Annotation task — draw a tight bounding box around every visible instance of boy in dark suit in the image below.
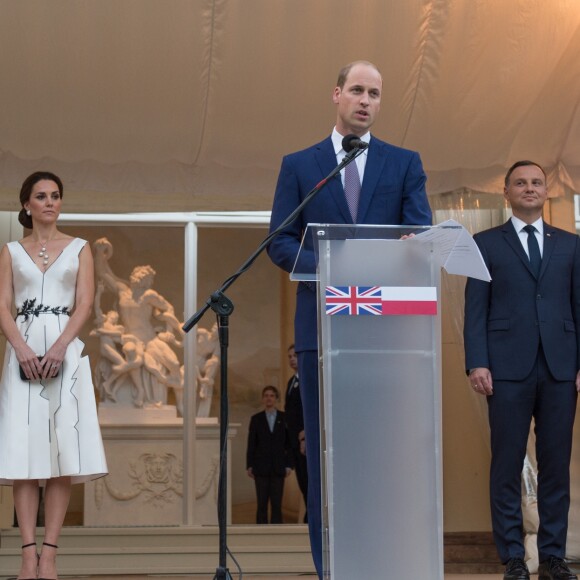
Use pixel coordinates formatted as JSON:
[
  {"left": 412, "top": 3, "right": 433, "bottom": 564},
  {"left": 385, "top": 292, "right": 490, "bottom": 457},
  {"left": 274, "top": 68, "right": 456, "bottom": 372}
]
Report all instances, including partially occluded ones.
[{"left": 246, "top": 385, "right": 292, "bottom": 524}]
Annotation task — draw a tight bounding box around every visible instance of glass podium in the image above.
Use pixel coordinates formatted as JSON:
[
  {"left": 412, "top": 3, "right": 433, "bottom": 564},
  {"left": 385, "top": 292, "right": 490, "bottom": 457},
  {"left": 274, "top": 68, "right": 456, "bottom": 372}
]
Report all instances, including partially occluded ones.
[{"left": 291, "top": 222, "right": 489, "bottom": 579}]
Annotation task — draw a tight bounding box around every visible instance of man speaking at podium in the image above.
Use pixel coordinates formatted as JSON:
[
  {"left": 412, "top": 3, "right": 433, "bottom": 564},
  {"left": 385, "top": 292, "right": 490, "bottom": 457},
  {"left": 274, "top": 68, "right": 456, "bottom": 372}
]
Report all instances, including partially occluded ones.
[{"left": 267, "top": 60, "right": 432, "bottom": 576}]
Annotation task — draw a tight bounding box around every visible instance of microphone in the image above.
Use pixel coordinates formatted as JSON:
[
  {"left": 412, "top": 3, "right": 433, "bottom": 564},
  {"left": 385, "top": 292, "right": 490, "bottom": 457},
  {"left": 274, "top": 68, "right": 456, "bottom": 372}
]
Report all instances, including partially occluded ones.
[{"left": 342, "top": 134, "right": 369, "bottom": 152}]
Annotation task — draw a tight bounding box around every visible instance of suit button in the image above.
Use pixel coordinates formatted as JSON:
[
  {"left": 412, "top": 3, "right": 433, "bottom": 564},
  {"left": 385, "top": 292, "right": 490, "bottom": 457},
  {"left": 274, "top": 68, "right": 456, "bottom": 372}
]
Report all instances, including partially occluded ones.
[{"left": 536, "top": 294, "right": 541, "bottom": 300}]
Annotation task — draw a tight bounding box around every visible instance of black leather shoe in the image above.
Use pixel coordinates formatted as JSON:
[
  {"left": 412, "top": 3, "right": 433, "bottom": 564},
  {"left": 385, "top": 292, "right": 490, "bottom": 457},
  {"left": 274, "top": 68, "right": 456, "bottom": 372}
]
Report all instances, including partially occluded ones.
[
  {"left": 538, "top": 556, "right": 578, "bottom": 579},
  {"left": 504, "top": 557, "right": 530, "bottom": 579}
]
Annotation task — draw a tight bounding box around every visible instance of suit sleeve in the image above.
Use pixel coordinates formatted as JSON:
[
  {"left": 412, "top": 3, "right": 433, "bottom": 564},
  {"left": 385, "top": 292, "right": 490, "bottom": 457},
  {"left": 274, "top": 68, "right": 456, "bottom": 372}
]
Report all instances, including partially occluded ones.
[
  {"left": 267, "top": 155, "right": 316, "bottom": 276},
  {"left": 246, "top": 415, "right": 257, "bottom": 470},
  {"left": 463, "top": 235, "right": 492, "bottom": 373},
  {"left": 400, "top": 151, "right": 432, "bottom": 226},
  {"left": 573, "top": 236, "right": 580, "bottom": 369},
  {"left": 283, "top": 417, "right": 294, "bottom": 470}
]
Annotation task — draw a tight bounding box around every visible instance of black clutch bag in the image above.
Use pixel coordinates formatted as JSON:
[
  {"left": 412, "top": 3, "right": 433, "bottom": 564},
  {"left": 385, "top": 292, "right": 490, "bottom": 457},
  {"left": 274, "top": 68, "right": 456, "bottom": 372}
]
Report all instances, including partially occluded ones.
[{"left": 19, "top": 357, "right": 59, "bottom": 381}]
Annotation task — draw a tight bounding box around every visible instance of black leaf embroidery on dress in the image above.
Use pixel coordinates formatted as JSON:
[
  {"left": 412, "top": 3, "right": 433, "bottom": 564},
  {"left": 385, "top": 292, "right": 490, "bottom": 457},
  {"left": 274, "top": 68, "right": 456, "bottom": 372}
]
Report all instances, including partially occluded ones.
[{"left": 16, "top": 298, "right": 71, "bottom": 322}]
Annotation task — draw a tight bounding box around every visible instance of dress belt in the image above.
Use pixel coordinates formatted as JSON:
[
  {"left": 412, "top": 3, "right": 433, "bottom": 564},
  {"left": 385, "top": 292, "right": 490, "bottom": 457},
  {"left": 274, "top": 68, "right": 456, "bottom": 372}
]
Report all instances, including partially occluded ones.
[{"left": 16, "top": 298, "right": 71, "bottom": 322}]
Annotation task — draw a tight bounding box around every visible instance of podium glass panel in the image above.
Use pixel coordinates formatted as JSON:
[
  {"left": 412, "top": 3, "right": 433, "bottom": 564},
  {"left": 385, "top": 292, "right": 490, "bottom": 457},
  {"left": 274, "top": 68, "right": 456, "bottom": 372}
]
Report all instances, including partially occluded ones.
[
  {"left": 290, "top": 224, "right": 433, "bottom": 281},
  {"left": 313, "top": 225, "right": 445, "bottom": 579}
]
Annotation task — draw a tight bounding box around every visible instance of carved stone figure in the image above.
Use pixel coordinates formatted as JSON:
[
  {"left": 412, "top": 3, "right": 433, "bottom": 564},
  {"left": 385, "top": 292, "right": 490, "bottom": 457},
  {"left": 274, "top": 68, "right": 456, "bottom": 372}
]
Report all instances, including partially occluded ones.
[
  {"left": 195, "top": 323, "right": 220, "bottom": 418},
  {"left": 92, "top": 238, "right": 185, "bottom": 410}
]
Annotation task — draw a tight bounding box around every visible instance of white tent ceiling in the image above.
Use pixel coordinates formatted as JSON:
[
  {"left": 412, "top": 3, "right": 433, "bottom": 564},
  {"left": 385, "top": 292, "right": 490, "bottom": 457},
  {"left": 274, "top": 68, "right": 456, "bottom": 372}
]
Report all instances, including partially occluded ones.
[{"left": 1, "top": 0, "right": 580, "bottom": 213}]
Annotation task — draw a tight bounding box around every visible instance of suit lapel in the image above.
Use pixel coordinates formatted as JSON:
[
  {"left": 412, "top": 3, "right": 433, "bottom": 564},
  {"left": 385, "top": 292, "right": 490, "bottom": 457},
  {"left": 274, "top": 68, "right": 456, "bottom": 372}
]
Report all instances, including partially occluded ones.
[
  {"left": 262, "top": 410, "right": 281, "bottom": 434},
  {"left": 286, "top": 376, "right": 298, "bottom": 399},
  {"left": 358, "top": 138, "right": 386, "bottom": 223},
  {"left": 314, "top": 138, "right": 355, "bottom": 223},
  {"left": 502, "top": 220, "right": 535, "bottom": 276},
  {"left": 502, "top": 219, "right": 555, "bottom": 280},
  {"left": 260, "top": 411, "right": 272, "bottom": 433},
  {"left": 540, "top": 223, "right": 557, "bottom": 279}
]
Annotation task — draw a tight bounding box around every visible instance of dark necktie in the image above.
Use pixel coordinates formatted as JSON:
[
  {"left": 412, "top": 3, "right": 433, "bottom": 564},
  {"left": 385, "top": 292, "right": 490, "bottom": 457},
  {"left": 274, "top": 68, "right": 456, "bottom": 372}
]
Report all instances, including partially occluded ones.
[
  {"left": 344, "top": 160, "right": 361, "bottom": 222},
  {"left": 523, "top": 224, "right": 541, "bottom": 277}
]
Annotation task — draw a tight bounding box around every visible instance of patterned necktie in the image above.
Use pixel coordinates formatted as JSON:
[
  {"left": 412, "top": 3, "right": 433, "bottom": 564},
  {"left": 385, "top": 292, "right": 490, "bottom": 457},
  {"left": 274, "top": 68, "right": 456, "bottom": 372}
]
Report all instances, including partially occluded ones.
[
  {"left": 344, "top": 159, "right": 361, "bottom": 222},
  {"left": 523, "top": 224, "right": 541, "bottom": 276}
]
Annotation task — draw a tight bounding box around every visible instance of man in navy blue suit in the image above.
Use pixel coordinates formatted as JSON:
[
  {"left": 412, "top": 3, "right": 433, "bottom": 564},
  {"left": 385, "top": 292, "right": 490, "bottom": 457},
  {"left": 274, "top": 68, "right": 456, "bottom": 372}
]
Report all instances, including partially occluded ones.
[
  {"left": 464, "top": 161, "right": 580, "bottom": 580},
  {"left": 267, "top": 60, "right": 432, "bottom": 577}
]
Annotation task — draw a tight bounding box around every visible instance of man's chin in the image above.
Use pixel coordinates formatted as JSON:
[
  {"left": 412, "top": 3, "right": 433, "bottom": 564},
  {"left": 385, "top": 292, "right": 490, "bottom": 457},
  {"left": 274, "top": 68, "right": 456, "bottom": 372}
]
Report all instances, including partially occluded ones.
[{"left": 349, "top": 120, "right": 371, "bottom": 134}]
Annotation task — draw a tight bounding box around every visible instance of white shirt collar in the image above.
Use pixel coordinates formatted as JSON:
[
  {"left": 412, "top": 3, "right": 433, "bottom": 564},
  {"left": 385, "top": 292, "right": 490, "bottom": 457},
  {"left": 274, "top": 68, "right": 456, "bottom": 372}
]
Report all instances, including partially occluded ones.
[
  {"left": 331, "top": 127, "right": 371, "bottom": 155},
  {"left": 511, "top": 215, "right": 544, "bottom": 235}
]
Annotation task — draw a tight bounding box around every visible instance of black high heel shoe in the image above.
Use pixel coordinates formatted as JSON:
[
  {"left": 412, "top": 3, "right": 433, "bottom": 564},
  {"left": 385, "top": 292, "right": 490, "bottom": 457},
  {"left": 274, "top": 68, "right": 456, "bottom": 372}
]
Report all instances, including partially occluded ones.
[
  {"left": 37, "top": 542, "right": 58, "bottom": 580},
  {"left": 18, "top": 542, "right": 38, "bottom": 580}
]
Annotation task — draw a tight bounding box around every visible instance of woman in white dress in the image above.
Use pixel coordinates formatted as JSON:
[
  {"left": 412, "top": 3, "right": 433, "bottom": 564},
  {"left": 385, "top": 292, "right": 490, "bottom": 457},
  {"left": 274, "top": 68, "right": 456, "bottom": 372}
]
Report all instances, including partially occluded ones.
[{"left": 0, "top": 172, "right": 107, "bottom": 580}]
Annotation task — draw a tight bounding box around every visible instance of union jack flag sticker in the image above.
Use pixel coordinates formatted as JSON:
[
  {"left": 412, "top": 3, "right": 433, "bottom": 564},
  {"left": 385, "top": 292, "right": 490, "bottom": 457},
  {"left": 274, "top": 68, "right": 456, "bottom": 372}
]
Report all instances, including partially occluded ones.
[{"left": 325, "top": 286, "right": 383, "bottom": 316}]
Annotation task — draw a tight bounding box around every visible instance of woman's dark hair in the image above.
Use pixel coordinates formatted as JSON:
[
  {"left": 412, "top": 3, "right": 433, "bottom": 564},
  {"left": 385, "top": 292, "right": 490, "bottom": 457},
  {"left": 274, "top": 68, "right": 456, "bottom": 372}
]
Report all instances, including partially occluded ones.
[{"left": 18, "top": 171, "right": 64, "bottom": 229}]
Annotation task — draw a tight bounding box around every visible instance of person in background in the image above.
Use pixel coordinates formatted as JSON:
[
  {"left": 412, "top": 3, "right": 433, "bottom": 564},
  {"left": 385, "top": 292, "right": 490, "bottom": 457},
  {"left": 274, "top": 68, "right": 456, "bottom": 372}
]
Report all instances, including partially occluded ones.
[
  {"left": 284, "top": 344, "right": 308, "bottom": 522},
  {"left": 246, "top": 385, "right": 293, "bottom": 524}
]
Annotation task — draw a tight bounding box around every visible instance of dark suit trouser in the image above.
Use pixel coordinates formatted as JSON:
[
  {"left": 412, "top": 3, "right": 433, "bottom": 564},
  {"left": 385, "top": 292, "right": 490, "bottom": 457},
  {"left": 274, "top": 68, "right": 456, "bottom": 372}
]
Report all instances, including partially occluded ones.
[
  {"left": 290, "top": 445, "right": 308, "bottom": 522},
  {"left": 254, "top": 475, "right": 285, "bottom": 524},
  {"left": 488, "top": 346, "right": 577, "bottom": 563},
  {"left": 298, "top": 350, "right": 322, "bottom": 578}
]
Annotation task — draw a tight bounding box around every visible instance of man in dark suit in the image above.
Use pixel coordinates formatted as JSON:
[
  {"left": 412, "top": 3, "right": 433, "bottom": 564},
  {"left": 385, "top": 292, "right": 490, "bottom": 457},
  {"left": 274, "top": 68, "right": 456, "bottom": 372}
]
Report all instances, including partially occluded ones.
[
  {"left": 246, "top": 385, "right": 292, "bottom": 524},
  {"left": 284, "top": 344, "right": 308, "bottom": 522},
  {"left": 267, "top": 60, "right": 432, "bottom": 576},
  {"left": 464, "top": 160, "right": 580, "bottom": 580}
]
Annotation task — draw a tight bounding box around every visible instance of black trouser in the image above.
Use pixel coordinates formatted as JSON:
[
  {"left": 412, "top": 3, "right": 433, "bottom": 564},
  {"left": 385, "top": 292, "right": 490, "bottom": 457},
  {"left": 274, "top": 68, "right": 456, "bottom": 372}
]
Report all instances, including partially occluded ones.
[
  {"left": 254, "top": 475, "right": 285, "bottom": 524},
  {"left": 289, "top": 445, "right": 308, "bottom": 522}
]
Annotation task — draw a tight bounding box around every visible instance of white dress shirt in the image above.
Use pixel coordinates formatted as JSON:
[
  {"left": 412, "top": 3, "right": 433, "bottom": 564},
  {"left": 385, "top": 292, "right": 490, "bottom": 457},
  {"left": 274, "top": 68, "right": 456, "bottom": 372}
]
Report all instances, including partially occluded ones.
[
  {"left": 511, "top": 215, "right": 544, "bottom": 258},
  {"left": 266, "top": 410, "right": 277, "bottom": 432},
  {"left": 331, "top": 127, "right": 370, "bottom": 187}
]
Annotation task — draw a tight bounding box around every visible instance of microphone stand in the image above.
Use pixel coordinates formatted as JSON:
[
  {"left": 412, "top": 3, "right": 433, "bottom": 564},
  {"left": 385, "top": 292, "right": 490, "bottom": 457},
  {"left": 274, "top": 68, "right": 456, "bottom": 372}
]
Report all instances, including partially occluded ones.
[{"left": 182, "top": 145, "right": 365, "bottom": 580}]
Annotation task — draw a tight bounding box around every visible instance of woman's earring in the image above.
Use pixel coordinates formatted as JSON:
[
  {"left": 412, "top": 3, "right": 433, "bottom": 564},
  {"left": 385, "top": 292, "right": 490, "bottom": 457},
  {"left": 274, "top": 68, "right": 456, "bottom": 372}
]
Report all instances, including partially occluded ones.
[{"left": 26, "top": 209, "right": 31, "bottom": 216}]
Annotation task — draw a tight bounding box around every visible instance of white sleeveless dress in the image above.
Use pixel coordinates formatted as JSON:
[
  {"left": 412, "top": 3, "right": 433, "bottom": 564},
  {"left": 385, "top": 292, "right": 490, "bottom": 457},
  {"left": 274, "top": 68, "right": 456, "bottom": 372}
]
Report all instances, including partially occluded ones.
[{"left": 0, "top": 237, "right": 107, "bottom": 484}]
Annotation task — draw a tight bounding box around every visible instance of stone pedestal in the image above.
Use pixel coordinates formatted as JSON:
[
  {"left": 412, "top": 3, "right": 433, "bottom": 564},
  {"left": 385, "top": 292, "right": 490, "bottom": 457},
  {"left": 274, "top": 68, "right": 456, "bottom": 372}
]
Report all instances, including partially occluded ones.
[{"left": 84, "top": 416, "right": 238, "bottom": 526}]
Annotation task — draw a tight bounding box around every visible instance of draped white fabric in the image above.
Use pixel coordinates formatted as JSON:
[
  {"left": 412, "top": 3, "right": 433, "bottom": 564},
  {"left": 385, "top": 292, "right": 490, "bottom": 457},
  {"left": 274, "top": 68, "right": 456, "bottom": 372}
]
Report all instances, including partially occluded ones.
[
  {"left": 4, "top": 0, "right": 580, "bottom": 562},
  {"left": 1, "top": 0, "right": 580, "bottom": 212}
]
